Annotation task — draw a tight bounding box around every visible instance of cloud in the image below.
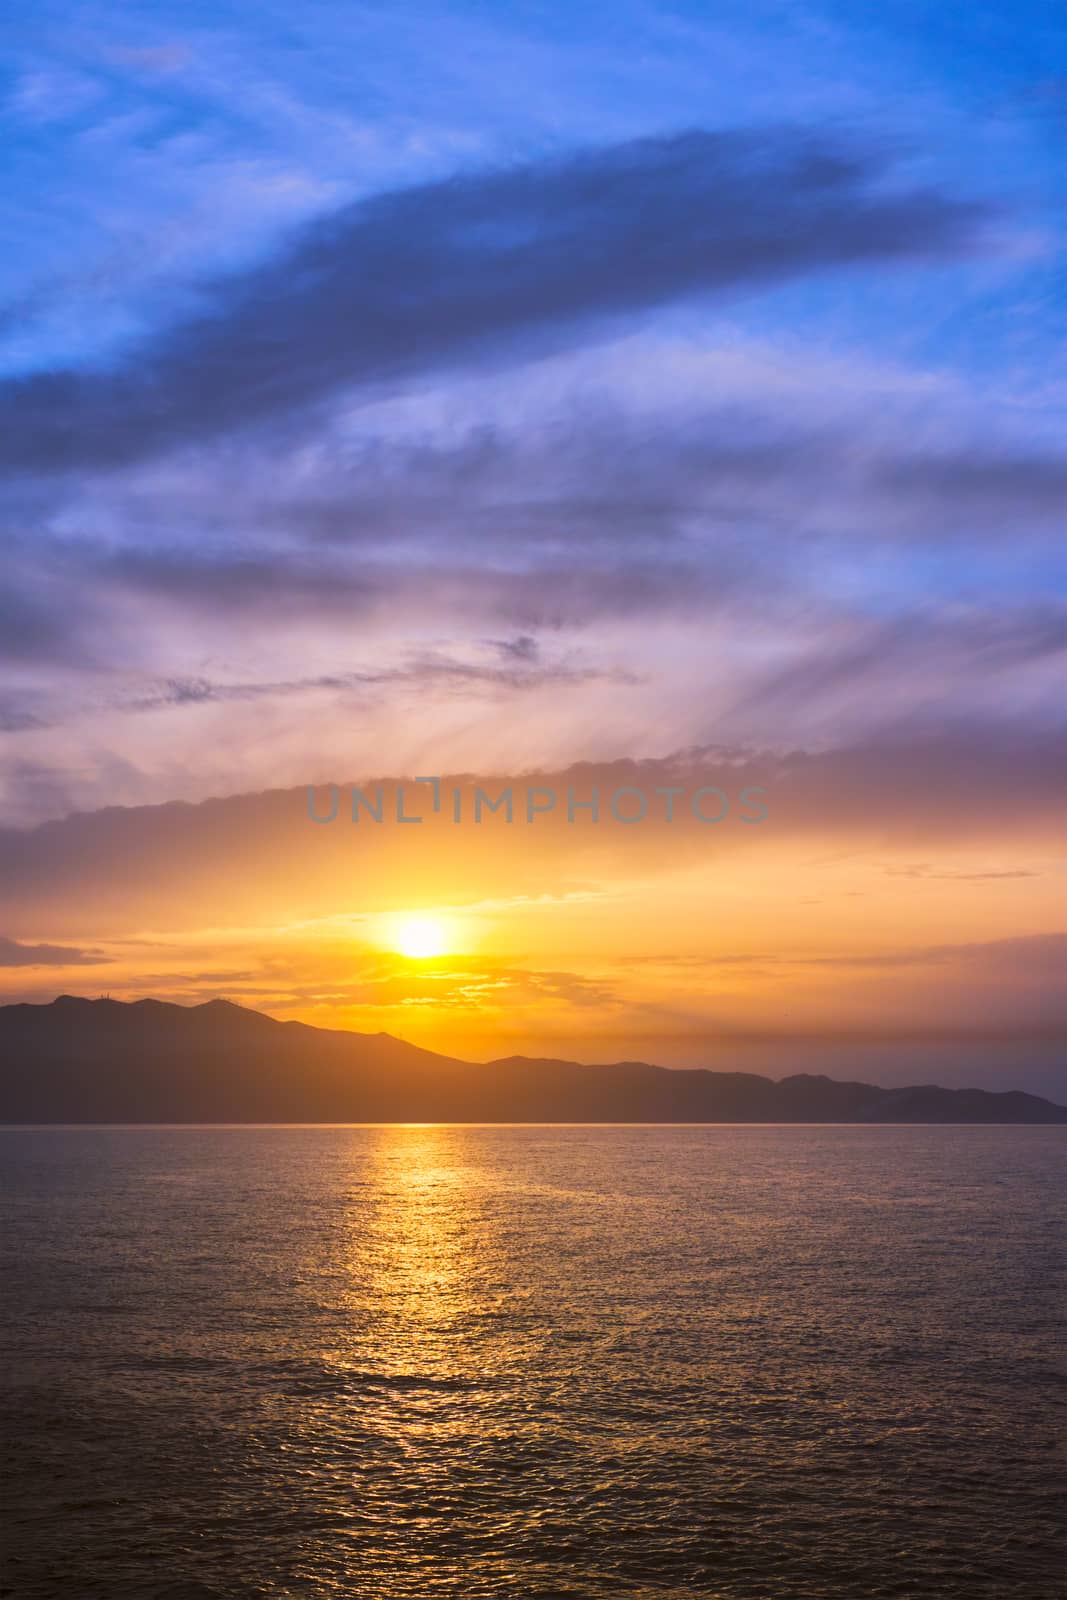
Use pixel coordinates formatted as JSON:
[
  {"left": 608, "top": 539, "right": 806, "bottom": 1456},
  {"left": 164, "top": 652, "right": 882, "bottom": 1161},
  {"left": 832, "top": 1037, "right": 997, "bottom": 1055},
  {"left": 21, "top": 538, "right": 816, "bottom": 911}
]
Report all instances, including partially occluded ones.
[
  {"left": 885, "top": 863, "right": 1037, "bottom": 881},
  {"left": 0, "top": 703, "right": 46, "bottom": 733},
  {"left": 0, "top": 126, "right": 989, "bottom": 472},
  {"left": 106, "top": 43, "right": 192, "bottom": 77},
  {"left": 14, "top": 328, "right": 1062, "bottom": 658},
  {"left": 880, "top": 450, "right": 1067, "bottom": 529},
  {"left": 0, "top": 727, "right": 1062, "bottom": 937},
  {"left": 632, "top": 931, "right": 1067, "bottom": 975},
  {"left": 0, "top": 934, "right": 107, "bottom": 967},
  {"left": 300, "top": 956, "right": 621, "bottom": 1014},
  {"left": 0, "top": 579, "right": 78, "bottom": 664},
  {"left": 730, "top": 606, "right": 1067, "bottom": 730},
  {"left": 2, "top": 310, "right": 1063, "bottom": 810},
  {"left": 117, "top": 650, "right": 623, "bottom": 716}
]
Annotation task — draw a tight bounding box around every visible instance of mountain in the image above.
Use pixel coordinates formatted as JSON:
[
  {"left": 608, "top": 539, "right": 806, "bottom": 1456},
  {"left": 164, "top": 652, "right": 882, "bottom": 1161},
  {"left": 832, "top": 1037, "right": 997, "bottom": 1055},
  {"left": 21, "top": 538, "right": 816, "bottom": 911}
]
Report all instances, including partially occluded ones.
[{"left": 0, "top": 996, "right": 1064, "bottom": 1123}]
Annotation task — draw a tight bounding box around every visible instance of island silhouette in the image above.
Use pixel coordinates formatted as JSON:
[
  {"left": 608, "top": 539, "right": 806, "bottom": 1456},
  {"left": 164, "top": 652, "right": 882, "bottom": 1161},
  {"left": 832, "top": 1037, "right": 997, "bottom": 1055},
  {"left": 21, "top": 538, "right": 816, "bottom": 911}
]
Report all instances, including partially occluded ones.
[{"left": 1, "top": 996, "right": 1064, "bottom": 1123}]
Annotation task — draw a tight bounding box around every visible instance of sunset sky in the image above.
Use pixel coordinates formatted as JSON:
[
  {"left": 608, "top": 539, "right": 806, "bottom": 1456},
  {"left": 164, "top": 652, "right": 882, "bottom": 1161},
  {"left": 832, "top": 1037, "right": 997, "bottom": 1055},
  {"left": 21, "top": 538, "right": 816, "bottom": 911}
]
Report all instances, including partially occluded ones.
[{"left": 1, "top": 0, "right": 1064, "bottom": 1094}]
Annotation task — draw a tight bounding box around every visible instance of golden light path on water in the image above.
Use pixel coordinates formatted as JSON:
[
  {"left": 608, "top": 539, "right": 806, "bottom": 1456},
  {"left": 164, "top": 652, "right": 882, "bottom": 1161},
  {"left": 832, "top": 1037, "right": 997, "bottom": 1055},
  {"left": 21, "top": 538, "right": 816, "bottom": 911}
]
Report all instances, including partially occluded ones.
[{"left": 1, "top": 1125, "right": 1063, "bottom": 1598}]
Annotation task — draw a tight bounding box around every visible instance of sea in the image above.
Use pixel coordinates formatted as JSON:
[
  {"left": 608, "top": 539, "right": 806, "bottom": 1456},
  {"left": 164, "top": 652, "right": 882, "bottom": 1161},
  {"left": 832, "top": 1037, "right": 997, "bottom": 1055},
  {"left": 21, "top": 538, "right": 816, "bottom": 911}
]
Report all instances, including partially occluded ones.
[{"left": 0, "top": 1125, "right": 1063, "bottom": 1599}]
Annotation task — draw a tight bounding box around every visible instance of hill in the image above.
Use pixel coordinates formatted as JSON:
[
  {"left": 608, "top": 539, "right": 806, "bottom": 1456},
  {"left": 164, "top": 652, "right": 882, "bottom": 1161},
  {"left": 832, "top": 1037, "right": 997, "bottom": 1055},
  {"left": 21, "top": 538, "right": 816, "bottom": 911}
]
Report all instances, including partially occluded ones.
[
  {"left": 0, "top": 996, "right": 1064, "bottom": 1123},
  {"left": 0, "top": 995, "right": 453, "bottom": 1124}
]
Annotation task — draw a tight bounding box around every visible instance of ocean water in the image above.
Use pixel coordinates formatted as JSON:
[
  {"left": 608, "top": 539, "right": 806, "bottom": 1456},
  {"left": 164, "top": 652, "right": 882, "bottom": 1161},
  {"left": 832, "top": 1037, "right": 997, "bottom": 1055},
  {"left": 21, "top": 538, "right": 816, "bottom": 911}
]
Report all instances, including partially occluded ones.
[{"left": 0, "top": 1125, "right": 1063, "bottom": 1600}]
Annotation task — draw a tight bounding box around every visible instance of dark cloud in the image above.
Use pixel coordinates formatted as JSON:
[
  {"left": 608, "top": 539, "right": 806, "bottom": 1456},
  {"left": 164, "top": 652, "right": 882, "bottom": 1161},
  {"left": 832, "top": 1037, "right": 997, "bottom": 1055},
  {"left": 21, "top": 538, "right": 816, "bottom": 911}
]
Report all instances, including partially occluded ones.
[
  {"left": 0, "top": 582, "right": 75, "bottom": 664},
  {"left": 0, "top": 934, "right": 107, "bottom": 967},
  {"left": 0, "top": 127, "right": 988, "bottom": 473},
  {"left": 944, "top": 930, "right": 1067, "bottom": 978},
  {"left": 0, "top": 703, "right": 46, "bottom": 733},
  {"left": 881, "top": 451, "right": 1067, "bottom": 527},
  {"left": 731, "top": 606, "right": 1067, "bottom": 726},
  {"left": 23, "top": 393, "right": 1060, "bottom": 652},
  {"left": 100, "top": 546, "right": 388, "bottom": 616},
  {"left": 492, "top": 635, "right": 540, "bottom": 662},
  {"left": 119, "top": 651, "right": 622, "bottom": 715}
]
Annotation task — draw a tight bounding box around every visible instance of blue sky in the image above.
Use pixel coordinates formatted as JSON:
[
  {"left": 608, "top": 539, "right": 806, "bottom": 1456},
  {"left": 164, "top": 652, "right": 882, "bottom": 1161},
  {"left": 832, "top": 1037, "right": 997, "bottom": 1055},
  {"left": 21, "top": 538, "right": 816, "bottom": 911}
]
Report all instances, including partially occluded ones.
[{"left": 3, "top": 0, "right": 1063, "bottom": 385}]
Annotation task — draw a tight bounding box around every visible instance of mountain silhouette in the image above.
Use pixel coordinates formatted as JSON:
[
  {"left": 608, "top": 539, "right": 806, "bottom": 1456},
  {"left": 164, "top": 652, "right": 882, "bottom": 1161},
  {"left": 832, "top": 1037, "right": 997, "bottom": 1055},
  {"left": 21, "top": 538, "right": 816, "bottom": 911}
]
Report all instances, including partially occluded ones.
[{"left": 1, "top": 996, "right": 1064, "bottom": 1123}]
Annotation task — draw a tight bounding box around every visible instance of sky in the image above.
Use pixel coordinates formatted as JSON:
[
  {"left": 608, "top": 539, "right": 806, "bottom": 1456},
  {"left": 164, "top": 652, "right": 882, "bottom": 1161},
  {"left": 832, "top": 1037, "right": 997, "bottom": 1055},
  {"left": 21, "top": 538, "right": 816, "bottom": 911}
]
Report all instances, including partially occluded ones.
[{"left": 0, "top": 0, "right": 1064, "bottom": 1095}]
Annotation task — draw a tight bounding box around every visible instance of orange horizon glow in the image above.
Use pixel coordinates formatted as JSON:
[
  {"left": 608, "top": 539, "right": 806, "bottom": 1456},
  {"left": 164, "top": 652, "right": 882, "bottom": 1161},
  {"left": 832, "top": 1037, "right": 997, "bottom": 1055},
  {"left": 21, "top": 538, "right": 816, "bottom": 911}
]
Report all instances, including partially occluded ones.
[{"left": 2, "top": 792, "right": 1061, "bottom": 1082}]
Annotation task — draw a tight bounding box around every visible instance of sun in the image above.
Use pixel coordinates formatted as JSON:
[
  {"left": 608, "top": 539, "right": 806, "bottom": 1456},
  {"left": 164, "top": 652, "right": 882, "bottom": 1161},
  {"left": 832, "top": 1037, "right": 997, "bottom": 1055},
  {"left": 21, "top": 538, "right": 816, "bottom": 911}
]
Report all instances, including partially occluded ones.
[{"left": 394, "top": 916, "right": 448, "bottom": 960}]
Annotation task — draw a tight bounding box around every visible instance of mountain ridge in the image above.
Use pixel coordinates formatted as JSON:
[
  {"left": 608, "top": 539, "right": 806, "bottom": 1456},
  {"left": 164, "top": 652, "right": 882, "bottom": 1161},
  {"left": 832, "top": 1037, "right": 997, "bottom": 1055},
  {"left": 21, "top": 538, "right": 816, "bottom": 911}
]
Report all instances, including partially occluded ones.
[{"left": 1, "top": 995, "right": 1064, "bottom": 1123}]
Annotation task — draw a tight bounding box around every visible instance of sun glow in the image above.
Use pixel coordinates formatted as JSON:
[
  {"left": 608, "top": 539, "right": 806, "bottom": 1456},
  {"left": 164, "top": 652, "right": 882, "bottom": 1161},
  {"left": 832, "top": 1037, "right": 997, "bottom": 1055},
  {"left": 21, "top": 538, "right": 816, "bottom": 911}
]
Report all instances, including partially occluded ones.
[{"left": 393, "top": 916, "right": 448, "bottom": 959}]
